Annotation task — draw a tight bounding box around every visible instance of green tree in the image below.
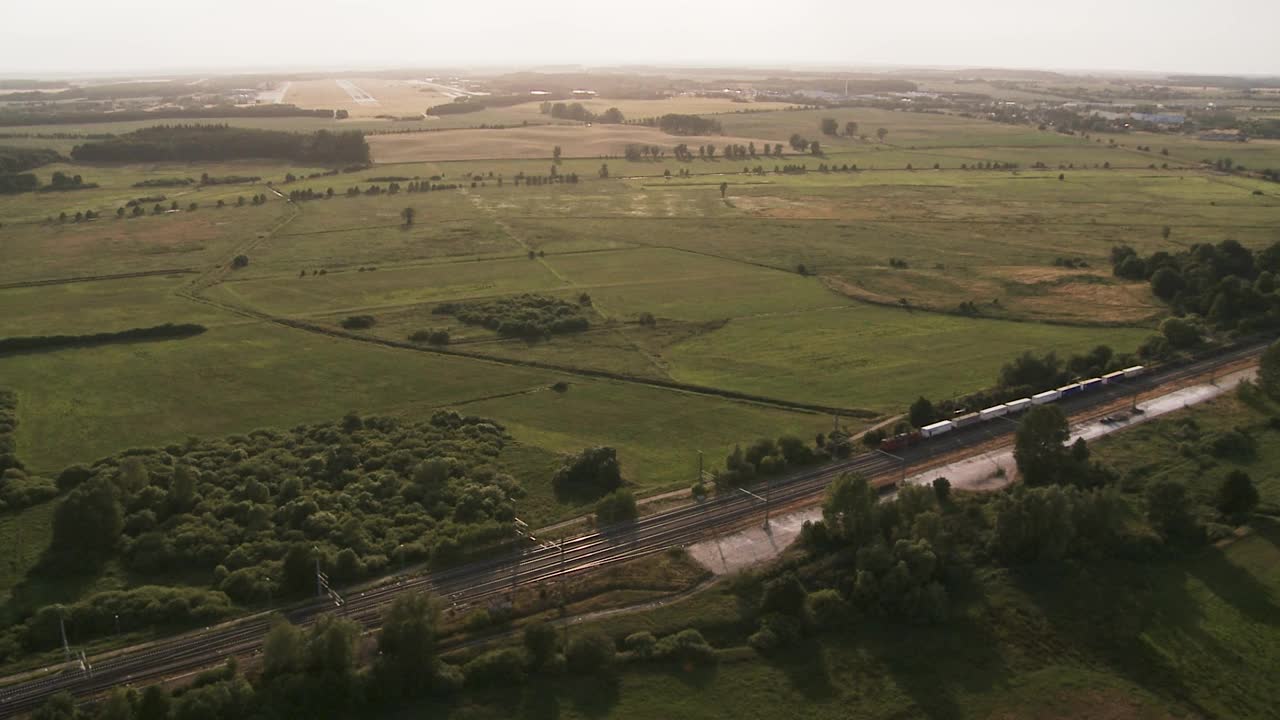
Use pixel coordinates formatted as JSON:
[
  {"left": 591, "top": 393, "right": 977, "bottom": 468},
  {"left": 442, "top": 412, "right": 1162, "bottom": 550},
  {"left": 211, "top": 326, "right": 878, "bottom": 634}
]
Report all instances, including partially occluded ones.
[
  {"left": 401, "top": 207, "right": 415, "bottom": 226},
  {"left": 98, "top": 688, "right": 135, "bottom": 720},
  {"left": 1260, "top": 340, "right": 1280, "bottom": 400},
  {"left": 1146, "top": 480, "right": 1198, "bottom": 540},
  {"left": 523, "top": 621, "right": 560, "bottom": 671},
  {"left": 136, "top": 685, "right": 172, "bottom": 720},
  {"left": 566, "top": 629, "right": 616, "bottom": 675},
  {"left": 932, "top": 477, "right": 951, "bottom": 505},
  {"left": 32, "top": 692, "right": 79, "bottom": 720},
  {"left": 876, "top": 127, "right": 889, "bottom": 142},
  {"left": 262, "top": 616, "right": 305, "bottom": 677},
  {"left": 552, "top": 145, "right": 562, "bottom": 164},
  {"left": 596, "top": 489, "right": 637, "bottom": 525},
  {"left": 1160, "top": 316, "right": 1201, "bottom": 349},
  {"left": 822, "top": 473, "right": 879, "bottom": 547},
  {"left": 845, "top": 121, "right": 859, "bottom": 137},
  {"left": 820, "top": 117, "right": 838, "bottom": 136},
  {"left": 375, "top": 592, "right": 440, "bottom": 698},
  {"left": 761, "top": 571, "right": 807, "bottom": 616},
  {"left": 282, "top": 544, "right": 315, "bottom": 595},
  {"left": 908, "top": 396, "right": 937, "bottom": 428},
  {"left": 1150, "top": 267, "right": 1185, "bottom": 300},
  {"left": 305, "top": 613, "right": 361, "bottom": 678},
  {"left": 1216, "top": 469, "right": 1259, "bottom": 517},
  {"left": 52, "top": 478, "right": 123, "bottom": 560},
  {"left": 1014, "top": 405, "right": 1071, "bottom": 486}
]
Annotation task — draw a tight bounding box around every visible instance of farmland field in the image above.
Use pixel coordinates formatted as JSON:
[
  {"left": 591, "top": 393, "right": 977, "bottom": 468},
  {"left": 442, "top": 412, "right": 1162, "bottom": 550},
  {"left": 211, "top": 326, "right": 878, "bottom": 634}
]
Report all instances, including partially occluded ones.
[{"left": 2, "top": 91, "right": 1278, "bottom": 568}]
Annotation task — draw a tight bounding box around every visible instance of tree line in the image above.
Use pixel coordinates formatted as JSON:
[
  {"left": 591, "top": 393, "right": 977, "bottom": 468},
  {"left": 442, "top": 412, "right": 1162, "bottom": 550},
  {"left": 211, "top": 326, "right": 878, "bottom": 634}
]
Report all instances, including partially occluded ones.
[
  {"left": 432, "top": 293, "right": 590, "bottom": 340},
  {"left": 539, "top": 101, "right": 625, "bottom": 124},
  {"left": 0, "top": 323, "right": 207, "bottom": 356},
  {"left": 0, "top": 103, "right": 339, "bottom": 127},
  {"left": 30, "top": 589, "right": 720, "bottom": 720},
  {"left": 70, "top": 125, "right": 370, "bottom": 164},
  {"left": 1111, "top": 239, "right": 1280, "bottom": 356}
]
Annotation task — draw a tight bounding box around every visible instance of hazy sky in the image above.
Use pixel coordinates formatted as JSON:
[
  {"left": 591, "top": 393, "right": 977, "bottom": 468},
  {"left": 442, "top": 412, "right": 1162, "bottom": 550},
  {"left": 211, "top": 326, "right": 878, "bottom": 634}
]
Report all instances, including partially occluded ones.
[{"left": 4, "top": 0, "right": 1279, "bottom": 76}]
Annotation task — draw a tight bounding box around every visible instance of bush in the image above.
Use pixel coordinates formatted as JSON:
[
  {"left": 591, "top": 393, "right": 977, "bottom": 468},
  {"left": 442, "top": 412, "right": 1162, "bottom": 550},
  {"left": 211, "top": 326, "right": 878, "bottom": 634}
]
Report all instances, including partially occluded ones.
[
  {"left": 624, "top": 631, "right": 657, "bottom": 659},
  {"left": 463, "top": 648, "right": 526, "bottom": 688},
  {"left": 0, "top": 475, "right": 58, "bottom": 510},
  {"left": 553, "top": 446, "right": 621, "bottom": 497},
  {"left": 232, "top": 254, "right": 249, "bottom": 268},
  {"left": 340, "top": 315, "right": 376, "bottom": 330},
  {"left": 653, "top": 629, "right": 717, "bottom": 665},
  {"left": 595, "top": 489, "right": 638, "bottom": 526},
  {"left": 807, "top": 589, "right": 851, "bottom": 629},
  {"left": 409, "top": 329, "right": 450, "bottom": 345},
  {"left": 566, "top": 630, "right": 616, "bottom": 674}
]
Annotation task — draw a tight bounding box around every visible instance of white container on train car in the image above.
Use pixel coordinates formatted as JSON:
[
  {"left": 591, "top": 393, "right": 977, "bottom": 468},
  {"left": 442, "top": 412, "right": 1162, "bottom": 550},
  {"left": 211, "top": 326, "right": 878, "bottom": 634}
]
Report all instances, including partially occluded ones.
[
  {"left": 1102, "top": 370, "right": 1126, "bottom": 384},
  {"left": 953, "top": 412, "right": 981, "bottom": 428},
  {"left": 921, "top": 420, "right": 955, "bottom": 438},
  {"left": 1122, "top": 365, "right": 1144, "bottom": 379},
  {"left": 1031, "top": 389, "right": 1060, "bottom": 405},
  {"left": 1081, "top": 377, "right": 1103, "bottom": 391},
  {"left": 979, "top": 404, "right": 1009, "bottom": 420},
  {"left": 1005, "top": 398, "right": 1032, "bottom": 413}
]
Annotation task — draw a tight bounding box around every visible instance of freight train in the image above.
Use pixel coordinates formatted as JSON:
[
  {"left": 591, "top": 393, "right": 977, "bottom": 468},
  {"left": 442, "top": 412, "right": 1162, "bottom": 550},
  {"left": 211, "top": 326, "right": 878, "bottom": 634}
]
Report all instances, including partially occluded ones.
[{"left": 877, "top": 365, "right": 1145, "bottom": 452}]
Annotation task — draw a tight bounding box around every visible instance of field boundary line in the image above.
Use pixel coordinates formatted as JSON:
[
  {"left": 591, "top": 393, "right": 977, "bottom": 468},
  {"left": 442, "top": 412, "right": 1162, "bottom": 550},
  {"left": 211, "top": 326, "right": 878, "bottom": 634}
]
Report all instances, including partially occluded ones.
[{"left": 0, "top": 269, "right": 195, "bottom": 290}]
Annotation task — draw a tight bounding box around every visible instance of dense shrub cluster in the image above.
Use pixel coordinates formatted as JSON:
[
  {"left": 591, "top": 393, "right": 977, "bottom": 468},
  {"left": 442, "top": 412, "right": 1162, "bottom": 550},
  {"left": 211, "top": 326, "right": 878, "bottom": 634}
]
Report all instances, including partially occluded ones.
[
  {"left": 432, "top": 293, "right": 589, "bottom": 339},
  {"left": 718, "top": 432, "right": 849, "bottom": 486},
  {"left": 2, "top": 586, "right": 235, "bottom": 659},
  {"left": 636, "top": 113, "right": 722, "bottom": 136},
  {"left": 0, "top": 323, "right": 207, "bottom": 355},
  {"left": 132, "top": 177, "right": 194, "bottom": 188},
  {"left": 70, "top": 125, "right": 370, "bottom": 164},
  {"left": 0, "top": 172, "right": 38, "bottom": 194},
  {"left": 408, "top": 329, "right": 450, "bottom": 345},
  {"left": 552, "top": 446, "right": 622, "bottom": 498},
  {"left": 1111, "top": 239, "right": 1280, "bottom": 337},
  {"left": 45, "top": 411, "right": 523, "bottom": 607},
  {"left": 0, "top": 145, "right": 63, "bottom": 173},
  {"left": 0, "top": 390, "right": 17, "bottom": 472},
  {"left": 339, "top": 315, "right": 376, "bottom": 330}
]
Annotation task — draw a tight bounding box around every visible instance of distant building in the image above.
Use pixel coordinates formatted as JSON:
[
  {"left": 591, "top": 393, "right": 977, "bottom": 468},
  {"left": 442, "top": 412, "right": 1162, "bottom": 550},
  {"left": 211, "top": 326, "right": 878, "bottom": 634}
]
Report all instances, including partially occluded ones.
[
  {"left": 1130, "top": 112, "right": 1185, "bottom": 125},
  {"left": 1199, "top": 129, "right": 1248, "bottom": 142},
  {"left": 571, "top": 89, "right": 597, "bottom": 98}
]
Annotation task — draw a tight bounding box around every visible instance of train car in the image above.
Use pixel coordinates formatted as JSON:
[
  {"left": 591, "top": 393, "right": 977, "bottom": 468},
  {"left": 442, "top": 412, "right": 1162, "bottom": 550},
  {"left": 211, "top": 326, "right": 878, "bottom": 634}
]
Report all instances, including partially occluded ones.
[
  {"left": 1031, "top": 389, "right": 1060, "bottom": 405},
  {"left": 880, "top": 434, "right": 909, "bottom": 452},
  {"left": 1005, "top": 398, "right": 1032, "bottom": 414},
  {"left": 979, "top": 404, "right": 1009, "bottom": 421},
  {"left": 922, "top": 420, "right": 954, "bottom": 438},
  {"left": 953, "top": 412, "right": 981, "bottom": 428},
  {"left": 1102, "top": 370, "right": 1126, "bottom": 385},
  {"left": 1081, "top": 377, "right": 1103, "bottom": 392},
  {"left": 1058, "top": 383, "right": 1083, "bottom": 398},
  {"left": 1122, "top": 365, "right": 1145, "bottom": 379}
]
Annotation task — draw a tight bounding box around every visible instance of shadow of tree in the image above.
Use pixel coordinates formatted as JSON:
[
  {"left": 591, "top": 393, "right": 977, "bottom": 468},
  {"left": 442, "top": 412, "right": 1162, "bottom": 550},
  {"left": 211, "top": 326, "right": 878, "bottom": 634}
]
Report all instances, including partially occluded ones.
[
  {"left": 1009, "top": 557, "right": 1221, "bottom": 718},
  {"left": 862, "top": 606, "right": 1014, "bottom": 719},
  {"left": 761, "top": 638, "right": 836, "bottom": 700}
]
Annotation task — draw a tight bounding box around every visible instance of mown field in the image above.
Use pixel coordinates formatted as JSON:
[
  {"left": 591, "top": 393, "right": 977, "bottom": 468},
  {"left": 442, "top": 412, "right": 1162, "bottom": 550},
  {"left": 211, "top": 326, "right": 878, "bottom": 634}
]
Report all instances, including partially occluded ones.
[
  {"left": 424, "top": 522, "right": 1280, "bottom": 720},
  {"left": 414, "top": 391, "right": 1280, "bottom": 720},
  {"left": 2, "top": 101, "right": 1278, "bottom": 531}
]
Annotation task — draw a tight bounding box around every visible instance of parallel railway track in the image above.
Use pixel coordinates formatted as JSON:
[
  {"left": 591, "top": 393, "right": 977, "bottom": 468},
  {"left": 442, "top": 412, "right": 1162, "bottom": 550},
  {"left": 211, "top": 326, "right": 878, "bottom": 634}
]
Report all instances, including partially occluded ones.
[{"left": 0, "top": 338, "right": 1267, "bottom": 717}]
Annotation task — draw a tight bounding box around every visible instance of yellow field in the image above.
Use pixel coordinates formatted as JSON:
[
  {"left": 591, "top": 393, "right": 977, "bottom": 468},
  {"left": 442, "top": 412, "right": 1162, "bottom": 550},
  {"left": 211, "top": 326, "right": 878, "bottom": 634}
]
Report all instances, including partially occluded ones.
[
  {"left": 367, "top": 123, "right": 780, "bottom": 162},
  {"left": 282, "top": 78, "right": 452, "bottom": 118}
]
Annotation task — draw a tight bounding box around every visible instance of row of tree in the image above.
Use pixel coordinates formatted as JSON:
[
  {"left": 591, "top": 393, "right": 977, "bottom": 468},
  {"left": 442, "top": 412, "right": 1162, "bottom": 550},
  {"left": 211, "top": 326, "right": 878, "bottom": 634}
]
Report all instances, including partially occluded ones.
[
  {"left": 432, "top": 293, "right": 590, "bottom": 340},
  {"left": 70, "top": 125, "right": 370, "bottom": 164}
]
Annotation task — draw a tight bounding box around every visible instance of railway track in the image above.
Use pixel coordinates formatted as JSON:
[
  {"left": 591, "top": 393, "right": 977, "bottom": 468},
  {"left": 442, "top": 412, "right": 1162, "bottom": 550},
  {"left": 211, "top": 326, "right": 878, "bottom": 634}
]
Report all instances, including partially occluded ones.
[{"left": 0, "top": 338, "right": 1267, "bottom": 717}]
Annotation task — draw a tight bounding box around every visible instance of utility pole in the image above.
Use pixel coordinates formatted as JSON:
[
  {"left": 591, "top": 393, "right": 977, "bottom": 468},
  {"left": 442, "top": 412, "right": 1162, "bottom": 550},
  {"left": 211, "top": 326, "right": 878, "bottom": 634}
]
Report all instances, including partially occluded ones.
[
  {"left": 59, "top": 611, "right": 71, "bottom": 664},
  {"left": 314, "top": 550, "right": 322, "bottom": 599}
]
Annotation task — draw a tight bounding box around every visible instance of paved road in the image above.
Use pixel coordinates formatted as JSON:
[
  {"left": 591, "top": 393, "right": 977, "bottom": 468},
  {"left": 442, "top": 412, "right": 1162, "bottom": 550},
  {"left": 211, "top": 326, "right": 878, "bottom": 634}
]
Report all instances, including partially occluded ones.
[{"left": 0, "top": 339, "right": 1267, "bottom": 717}]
